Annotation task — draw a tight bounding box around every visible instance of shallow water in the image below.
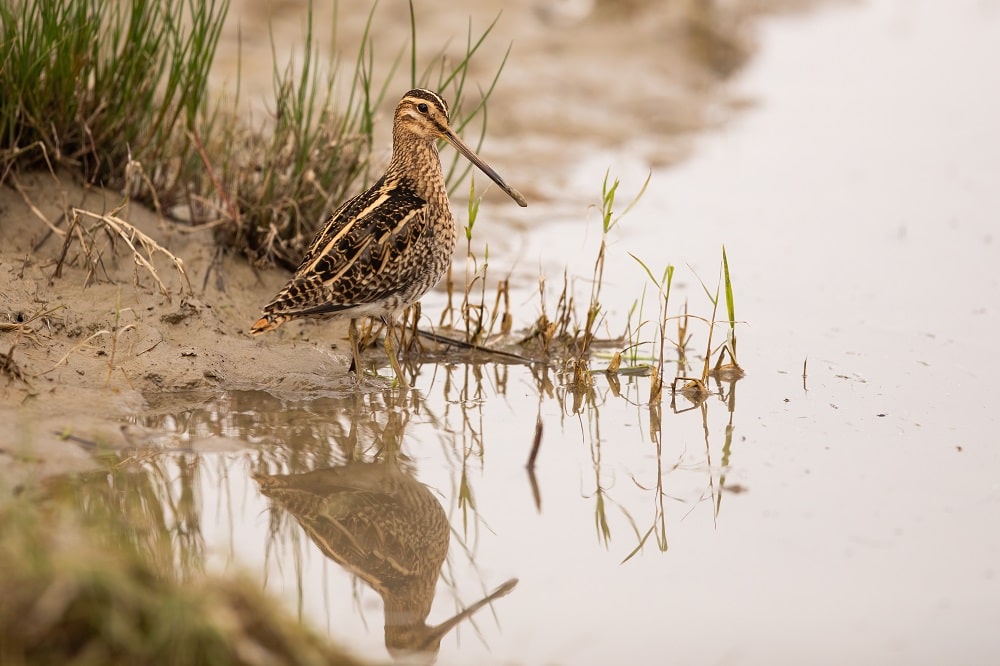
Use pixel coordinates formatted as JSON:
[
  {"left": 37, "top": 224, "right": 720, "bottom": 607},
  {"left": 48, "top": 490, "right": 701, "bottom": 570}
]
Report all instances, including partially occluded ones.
[
  {"left": 132, "top": 364, "right": 739, "bottom": 664},
  {"left": 66, "top": 0, "right": 1000, "bottom": 663}
]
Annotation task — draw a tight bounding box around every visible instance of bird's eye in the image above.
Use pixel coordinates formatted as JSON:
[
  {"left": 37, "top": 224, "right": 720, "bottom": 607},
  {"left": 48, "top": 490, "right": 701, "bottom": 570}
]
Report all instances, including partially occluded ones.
[{"left": 417, "top": 103, "right": 429, "bottom": 113}]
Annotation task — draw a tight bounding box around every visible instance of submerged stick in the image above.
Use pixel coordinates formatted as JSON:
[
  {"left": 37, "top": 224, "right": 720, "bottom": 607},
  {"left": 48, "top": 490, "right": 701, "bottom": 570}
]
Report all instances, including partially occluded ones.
[
  {"left": 526, "top": 414, "right": 543, "bottom": 470},
  {"left": 415, "top": 328, "right": 534, "bottom": 364},
  {"left": 526, "top": 414, "right": 544, "bottom": 512},
  {"left": 526, "top": 468, "right": 542, "bottom": 513}
]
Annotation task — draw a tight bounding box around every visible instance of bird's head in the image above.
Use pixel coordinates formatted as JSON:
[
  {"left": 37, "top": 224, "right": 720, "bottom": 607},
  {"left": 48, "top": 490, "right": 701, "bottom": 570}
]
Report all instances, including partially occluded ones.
[{"left": 393, "top": 89, "right": 527, "bottom": 207}]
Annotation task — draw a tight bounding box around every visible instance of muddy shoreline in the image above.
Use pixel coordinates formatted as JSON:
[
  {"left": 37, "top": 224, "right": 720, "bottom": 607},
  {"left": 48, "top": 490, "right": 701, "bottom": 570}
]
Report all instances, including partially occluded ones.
[
  {"left": 0, "top": 171, "right": 363, "bottom": 482},
  {"left": 1, "top": 0, "right": 781, "bottom": 484}
]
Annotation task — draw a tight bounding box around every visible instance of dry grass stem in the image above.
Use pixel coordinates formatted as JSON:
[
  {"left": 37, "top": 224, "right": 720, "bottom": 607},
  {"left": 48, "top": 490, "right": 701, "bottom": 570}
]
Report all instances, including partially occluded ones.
[
  {"left": 11, "top": 173, "right": 67, "bottom": 239},
  {"left": 71, "top": 207, "right": 193, "bottom": 299},
  {"left": 40, "top": 328, "right": 135, "bottom": 377}
]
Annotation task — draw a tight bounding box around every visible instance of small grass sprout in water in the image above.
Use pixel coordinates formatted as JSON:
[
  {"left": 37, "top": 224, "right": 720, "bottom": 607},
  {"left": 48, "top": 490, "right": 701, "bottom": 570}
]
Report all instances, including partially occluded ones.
[
  {"left": 630, "top": 254, "right": 676, "bottom": 401},
  {"left": 461, "top": 176, "right": 490, "bottom": 344},
  {"left": 579, "top": 170, "right": 651, "bottom": 359},
  {"left": 427, "top": 167, "right": 743, "bottom": 409},
  {"left": 645, "top": 246, "right": 744, "bottom": 406},
  {"left": 436, "top": 176, "right": 518, "bottom": 356},
  {"left": 684, "top": 245, "right": 743, "bottom": 385},
  {"left": 578, "top": 177, "right": 743, "bottom": 403},
  {"left": 712, "top": 245, "right": 743, "bottom": 381}
]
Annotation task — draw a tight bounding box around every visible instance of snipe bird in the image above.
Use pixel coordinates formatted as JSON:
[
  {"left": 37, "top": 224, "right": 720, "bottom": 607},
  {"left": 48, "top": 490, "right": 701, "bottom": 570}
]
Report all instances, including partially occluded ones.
[{"left": 250, "top": 89, "right": 527, "bottom": 387}]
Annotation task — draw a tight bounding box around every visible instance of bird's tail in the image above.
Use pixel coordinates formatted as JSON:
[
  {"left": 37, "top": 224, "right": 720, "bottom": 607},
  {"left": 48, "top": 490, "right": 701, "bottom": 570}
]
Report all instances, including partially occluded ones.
[{"left": 249, "top": 313, "right": 285, "bottom": 335}]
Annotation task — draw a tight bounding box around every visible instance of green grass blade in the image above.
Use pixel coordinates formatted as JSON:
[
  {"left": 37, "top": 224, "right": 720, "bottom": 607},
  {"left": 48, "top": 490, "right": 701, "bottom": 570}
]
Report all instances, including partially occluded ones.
[{"left": 722, "top": 244, "right": 735, "bottom": 330}]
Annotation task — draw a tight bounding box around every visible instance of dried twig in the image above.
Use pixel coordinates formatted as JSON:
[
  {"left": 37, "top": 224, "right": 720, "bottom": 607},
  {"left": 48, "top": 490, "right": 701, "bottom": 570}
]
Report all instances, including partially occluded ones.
[
  {"left": 41, "top": 330, "right": 112, "bottom": 375},
  {"left": 10, "top": 173, "right": 67, "bottom": 239},
  {"left": 71, "top": 207, "right": 193, "bottom": 298}
]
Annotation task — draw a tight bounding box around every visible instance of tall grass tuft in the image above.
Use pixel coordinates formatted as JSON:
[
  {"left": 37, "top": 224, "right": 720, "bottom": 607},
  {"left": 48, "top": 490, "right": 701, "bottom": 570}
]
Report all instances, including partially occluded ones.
[
  {"left": 213, "top": 2, "right": 377, "bottom": 269},
  {"left": 0, "top": 0, "right": 227, "bottom": 197},
  {"left": 1, "top": 0, "right": 511, "bottom": 272}
]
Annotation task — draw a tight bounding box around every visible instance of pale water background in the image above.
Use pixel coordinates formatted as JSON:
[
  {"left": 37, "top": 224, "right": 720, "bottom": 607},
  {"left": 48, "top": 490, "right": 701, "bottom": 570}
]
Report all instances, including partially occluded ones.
[{"left": 139, "top": 1, "right": 1000, "bottom": 663}]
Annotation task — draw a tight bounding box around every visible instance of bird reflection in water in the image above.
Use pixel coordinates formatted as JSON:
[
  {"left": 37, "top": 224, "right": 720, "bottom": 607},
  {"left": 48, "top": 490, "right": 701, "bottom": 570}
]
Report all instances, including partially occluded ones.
[{"left": 254, "top": 462, "right": 517, "bottom": 660}]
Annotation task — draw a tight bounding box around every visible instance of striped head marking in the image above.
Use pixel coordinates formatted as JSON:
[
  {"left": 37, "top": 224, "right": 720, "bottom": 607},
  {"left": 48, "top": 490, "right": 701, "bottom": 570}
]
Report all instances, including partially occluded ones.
[
  {"left": 392, "top": 88, "right": 528, "bottom": 207},
  {"left": 395, "top": 89, "right": 452, "bottom": 139}
]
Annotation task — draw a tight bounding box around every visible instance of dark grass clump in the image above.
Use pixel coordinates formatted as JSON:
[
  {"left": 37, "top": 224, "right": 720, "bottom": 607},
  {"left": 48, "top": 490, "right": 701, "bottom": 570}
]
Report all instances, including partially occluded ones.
[
  {"left": 0, "top": 480, "right": 369, "bottom": 666},
  {"left": 202, "top": 2, "right": 375, "bottom": 270}
]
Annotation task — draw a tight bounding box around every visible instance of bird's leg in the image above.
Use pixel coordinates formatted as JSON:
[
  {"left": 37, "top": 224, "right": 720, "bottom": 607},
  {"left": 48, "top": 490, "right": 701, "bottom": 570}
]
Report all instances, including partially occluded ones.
[
  {"left": 382, "top": 316, "right": 410, "bottom": 390},
  {"left": 348, "top": 318, "right": 362, "bottom": 379}
]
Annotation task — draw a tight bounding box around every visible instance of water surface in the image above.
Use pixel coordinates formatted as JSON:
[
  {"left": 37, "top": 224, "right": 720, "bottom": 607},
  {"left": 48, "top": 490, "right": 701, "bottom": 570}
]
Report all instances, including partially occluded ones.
[{"left": 78, "top": 1, "right": 1000, "bottom": 663}]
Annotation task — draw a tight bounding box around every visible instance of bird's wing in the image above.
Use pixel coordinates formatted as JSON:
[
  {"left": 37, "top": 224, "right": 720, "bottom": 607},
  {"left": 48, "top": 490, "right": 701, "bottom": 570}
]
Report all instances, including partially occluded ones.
[{"left": 264, "top": 175, "right": 429, "bottom": 315}]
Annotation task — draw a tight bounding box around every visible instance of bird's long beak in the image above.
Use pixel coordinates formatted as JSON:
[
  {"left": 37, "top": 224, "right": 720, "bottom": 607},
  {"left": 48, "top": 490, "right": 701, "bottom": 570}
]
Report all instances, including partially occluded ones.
[
  {"left": 413, "top": 578, "right": 519, "bottom": 653},
  {"left": 441, "top": 127, "right": 528, "bottom": 207}
]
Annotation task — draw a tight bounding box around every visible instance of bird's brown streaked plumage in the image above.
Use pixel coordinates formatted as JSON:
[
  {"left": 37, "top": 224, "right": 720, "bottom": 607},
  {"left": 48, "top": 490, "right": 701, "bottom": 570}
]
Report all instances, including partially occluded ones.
[{"left": 249, "top": 89, "right": 526, "bottom": 385}]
